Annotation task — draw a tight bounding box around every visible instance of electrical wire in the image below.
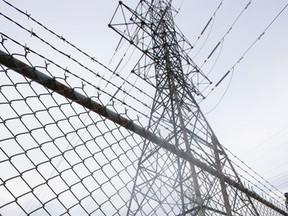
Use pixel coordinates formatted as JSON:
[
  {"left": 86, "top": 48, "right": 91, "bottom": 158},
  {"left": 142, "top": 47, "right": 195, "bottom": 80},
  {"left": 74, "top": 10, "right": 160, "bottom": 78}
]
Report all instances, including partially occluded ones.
[
  {"left": 2, "top": 0, "right": 288, "bottom": 212},
  {"left": 203, "top": 2, "right": 288, "bottom": 198},
  {"left": 263, "top": 162, "right": 288, "bottom": 178},
  {"left": 194, "top": 0, "right": 252, "bottom": 103},
  {"left": 227, "top": 1, "right": 288, "bottom": 74},
  {"left": 242, "top": 125, "right": 288, "bottom": 158},
  {"left": 203, "top": 68, "right": 234, "bottom": 114},
  {"left": 192, "top": 0, "right": 224, "bottom": 55},
  {"left": 203, "top": 0, "right": 288, "bottom": 112},
  {"left": 222, "top": 145, "right": 285, "bottom": 202},
  {"left": 199, "top": 0, "right": 252, "bottom": 71},
  {"left": 174, "top": 0, "right": 186, "bottom": 17},
  {"left": 249, "top": 140, "right": 288, "bottom": 164}
]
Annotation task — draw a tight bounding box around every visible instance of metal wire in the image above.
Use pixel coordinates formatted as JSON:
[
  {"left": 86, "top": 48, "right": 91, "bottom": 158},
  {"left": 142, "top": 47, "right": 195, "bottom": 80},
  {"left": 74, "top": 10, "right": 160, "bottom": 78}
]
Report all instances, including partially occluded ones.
[{"left": 0, "top": 1, "right": 287, "bottom": 215}]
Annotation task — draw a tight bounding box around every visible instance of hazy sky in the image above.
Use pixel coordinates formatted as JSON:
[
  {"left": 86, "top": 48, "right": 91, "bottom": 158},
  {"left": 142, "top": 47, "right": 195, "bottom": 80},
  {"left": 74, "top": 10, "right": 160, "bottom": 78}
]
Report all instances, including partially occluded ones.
[{"left": 2, "top": 0, "right": 288, "bottom": 204}]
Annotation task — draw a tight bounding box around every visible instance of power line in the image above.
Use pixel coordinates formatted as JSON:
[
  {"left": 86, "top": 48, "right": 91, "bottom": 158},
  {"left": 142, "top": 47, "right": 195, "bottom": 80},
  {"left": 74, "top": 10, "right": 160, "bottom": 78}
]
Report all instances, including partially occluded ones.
[
  {"left": 191, "top": 0, "right": 224, "bottom": 58},
  {"left": 203, "top": 1, "right": 288, "bottom": 111},
  {"left": 242, "top": 125, "right": 288, "bottom": 158},
  {"left": 225, "top": 1, "right": 288, "bottom": 78},
  {"left": 222, "top": 145, "right": 285, "bottom": 201}
]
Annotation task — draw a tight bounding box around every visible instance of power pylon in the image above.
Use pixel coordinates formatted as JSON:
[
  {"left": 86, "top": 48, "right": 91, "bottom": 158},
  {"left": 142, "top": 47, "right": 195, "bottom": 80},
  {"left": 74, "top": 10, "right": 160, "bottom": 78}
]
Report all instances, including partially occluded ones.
[{"left": 109, "top": 0, "right": 287, "bottom": 215}]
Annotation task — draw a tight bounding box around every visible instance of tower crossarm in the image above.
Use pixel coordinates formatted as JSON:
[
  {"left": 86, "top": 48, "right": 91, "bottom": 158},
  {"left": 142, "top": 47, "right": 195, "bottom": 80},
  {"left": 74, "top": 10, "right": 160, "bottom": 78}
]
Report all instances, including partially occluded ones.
[{"left": 109, "top": 0, "right": 211, "bottom": 100}]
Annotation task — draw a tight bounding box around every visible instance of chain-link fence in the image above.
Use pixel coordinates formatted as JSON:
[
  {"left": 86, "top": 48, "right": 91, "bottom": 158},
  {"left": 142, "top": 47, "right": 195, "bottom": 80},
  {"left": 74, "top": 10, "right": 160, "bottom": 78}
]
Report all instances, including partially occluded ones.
[
  {"left": 0, "top": 36, "right": 149, "bottom": 216},
  {"left": 1, "top": 1, "right": 287, "bottom": 215},
  {"left": 0, "top": 1, "right": 152, "bottom": 214}
]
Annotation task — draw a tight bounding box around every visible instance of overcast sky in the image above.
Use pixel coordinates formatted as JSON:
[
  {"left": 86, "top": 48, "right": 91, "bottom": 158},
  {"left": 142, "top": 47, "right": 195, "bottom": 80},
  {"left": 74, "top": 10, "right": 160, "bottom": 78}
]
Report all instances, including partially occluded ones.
[{"left": 2, "top": 0, "right": 288, "bottom": 204}]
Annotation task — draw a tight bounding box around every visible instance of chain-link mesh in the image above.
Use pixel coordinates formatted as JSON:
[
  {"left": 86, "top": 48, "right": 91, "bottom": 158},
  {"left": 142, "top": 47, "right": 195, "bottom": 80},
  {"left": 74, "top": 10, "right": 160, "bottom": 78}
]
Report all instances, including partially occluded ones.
[
  {"left": 0, "top": 41, "right": 147, "bottom": 216},
  {"left": 0, "top": 1, "right": 151, "bottom": 214},
  {"left": 0, "top": 1, "right": 287, "bottom": 215}
]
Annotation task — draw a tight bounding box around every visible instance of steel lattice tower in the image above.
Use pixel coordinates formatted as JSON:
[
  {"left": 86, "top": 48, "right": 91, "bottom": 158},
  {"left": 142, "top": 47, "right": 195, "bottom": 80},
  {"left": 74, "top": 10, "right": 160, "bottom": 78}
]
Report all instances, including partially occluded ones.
[
  {"left": 0, "top": 0, "right": 287, "bottom": 215},
  {"left": 109, "top": 0, "right": 287, "bottom": 215}
]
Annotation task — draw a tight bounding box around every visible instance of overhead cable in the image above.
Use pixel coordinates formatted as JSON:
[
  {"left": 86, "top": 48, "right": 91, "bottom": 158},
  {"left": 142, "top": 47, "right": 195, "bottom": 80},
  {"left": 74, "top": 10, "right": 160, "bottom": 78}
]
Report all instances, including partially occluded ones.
[{"left": 204, "top": 1, "right": 288, "bottom": 110}]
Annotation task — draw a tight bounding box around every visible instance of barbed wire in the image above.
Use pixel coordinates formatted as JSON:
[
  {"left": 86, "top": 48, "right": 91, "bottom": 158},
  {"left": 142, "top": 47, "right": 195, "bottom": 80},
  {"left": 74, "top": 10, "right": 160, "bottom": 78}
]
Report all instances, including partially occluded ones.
[
  {"left": 0, "top": 0, "right": 287, "bottom": 215},
  {"left": 1, "top": 0, "right": 155, "bottom": 116},
  {"left": 0, "top": 52, "right": 144, "bottom": 215}
]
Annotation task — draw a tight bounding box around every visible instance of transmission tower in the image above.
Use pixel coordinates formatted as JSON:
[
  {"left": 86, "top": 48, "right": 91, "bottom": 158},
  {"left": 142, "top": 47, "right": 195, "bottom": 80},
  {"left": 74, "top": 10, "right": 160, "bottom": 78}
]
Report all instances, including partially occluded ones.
[
  {"left": 0, "top": 0, "right": 287, "bottom": 215},
  {"left": 109, "top": 1, "right": 287, "bottom": 215}
]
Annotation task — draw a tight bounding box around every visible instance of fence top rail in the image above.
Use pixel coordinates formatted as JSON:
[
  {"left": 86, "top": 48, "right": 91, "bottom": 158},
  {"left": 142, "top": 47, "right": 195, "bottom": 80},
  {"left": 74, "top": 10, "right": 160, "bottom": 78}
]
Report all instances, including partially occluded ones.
[{"left": 1, "top": 49, "right": 287, "bottom": 215}]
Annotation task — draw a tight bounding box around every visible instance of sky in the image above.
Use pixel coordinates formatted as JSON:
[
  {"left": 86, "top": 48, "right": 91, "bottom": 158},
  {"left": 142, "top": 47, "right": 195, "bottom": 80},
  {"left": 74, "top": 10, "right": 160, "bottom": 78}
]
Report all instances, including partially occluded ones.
[{"left": 1, "top": 0, "right": 288, "bottom": 212}]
